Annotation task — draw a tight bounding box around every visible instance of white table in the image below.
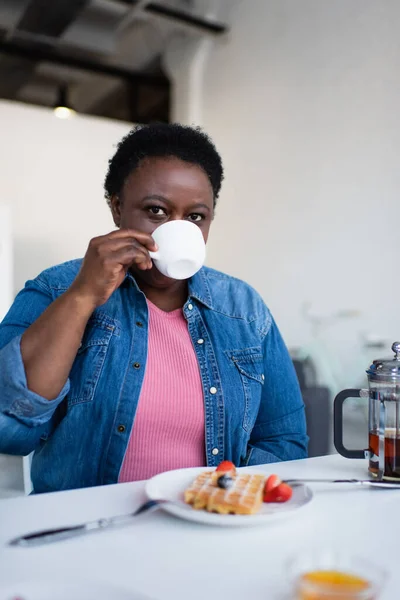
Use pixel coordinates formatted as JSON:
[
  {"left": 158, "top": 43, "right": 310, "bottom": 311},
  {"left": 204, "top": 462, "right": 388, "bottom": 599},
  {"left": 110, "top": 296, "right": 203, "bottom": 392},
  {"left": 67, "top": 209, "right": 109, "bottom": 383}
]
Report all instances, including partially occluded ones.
[{"left": 0, "top": 455, "right": 397, "bottom": 599}]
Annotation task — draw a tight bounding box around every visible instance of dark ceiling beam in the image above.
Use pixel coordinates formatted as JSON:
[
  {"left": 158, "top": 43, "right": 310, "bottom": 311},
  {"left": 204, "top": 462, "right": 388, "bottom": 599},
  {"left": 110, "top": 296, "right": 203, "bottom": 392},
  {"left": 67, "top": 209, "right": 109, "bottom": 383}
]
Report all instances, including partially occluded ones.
[
  {"left": 118, "top": 1, "right": 227, "bottom": 35},
  {"left": 0, "top": 0, "right": 90, "bottom": 97},
  {"left": 17, "top": 0, "right": 88, "bottom": 37},
  {"left": 145, "top": 3, "right": 227, "bottom": 34},
  {"left": 0, "top": 38, "right": 169, "bottom": 88}
]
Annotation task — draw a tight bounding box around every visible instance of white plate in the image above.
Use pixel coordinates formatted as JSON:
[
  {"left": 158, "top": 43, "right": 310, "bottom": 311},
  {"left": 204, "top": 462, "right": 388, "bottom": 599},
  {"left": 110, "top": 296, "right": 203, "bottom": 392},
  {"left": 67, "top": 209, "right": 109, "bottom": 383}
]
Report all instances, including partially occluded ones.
[
  {"left": 145, "top": 466, "right": 313, "bottom": 527},
  {"left": 0, "top": 580, "right": 150, "bottom": 600}
]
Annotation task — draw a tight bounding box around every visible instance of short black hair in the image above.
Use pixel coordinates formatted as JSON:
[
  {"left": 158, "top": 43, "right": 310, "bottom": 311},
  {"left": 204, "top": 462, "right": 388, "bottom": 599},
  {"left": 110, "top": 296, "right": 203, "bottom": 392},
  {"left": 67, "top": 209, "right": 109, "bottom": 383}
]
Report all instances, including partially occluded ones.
[{"left": 104, "top": 123, "right": 224, "bottom": 207}]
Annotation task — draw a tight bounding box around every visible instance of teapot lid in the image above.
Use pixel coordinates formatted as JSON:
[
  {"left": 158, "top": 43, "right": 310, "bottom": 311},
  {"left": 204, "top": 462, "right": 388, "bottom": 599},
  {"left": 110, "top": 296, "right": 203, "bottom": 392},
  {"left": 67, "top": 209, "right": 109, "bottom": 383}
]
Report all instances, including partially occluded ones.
[{"left": 367, "top": 342, "right": 400, "bottom": 380}]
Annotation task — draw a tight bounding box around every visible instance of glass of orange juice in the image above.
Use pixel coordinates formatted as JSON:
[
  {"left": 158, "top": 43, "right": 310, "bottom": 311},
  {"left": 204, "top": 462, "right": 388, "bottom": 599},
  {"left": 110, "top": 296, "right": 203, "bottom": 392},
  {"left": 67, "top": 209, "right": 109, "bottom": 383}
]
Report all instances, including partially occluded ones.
[{"left": 288, "top": 552, "right": 387, "bottom": 600}]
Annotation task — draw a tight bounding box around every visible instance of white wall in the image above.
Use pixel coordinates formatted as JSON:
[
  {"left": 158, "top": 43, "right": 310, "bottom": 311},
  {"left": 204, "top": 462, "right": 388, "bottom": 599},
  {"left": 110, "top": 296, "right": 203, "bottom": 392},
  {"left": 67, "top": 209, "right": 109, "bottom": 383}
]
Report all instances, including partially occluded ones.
[
  {"left": 0, "top": 205, "right": 12, "bottom": 321},
  {"left": 167, "top": 0, "right": 400, "bottom": 386},
  {"left": 0, "top": 100, "right": 131, "bottom": 295}
]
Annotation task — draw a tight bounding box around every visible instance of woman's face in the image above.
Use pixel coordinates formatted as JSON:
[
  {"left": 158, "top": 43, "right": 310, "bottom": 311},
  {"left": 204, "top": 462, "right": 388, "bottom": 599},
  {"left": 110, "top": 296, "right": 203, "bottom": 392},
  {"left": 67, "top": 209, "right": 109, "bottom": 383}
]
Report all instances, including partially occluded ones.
[{"left": 110, "top": 156, "right": 215, "bottom": 286}]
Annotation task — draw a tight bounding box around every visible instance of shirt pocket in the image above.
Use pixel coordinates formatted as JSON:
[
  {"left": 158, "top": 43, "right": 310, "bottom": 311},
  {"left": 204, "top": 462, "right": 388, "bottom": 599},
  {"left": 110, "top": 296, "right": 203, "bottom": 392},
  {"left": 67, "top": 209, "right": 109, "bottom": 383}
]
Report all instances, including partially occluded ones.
[
  {"left": 68, "top": 313, "right": 118, "bottom": 406},
  {"left": 226, "top": 347, "right": 265, "bottom": 433}
]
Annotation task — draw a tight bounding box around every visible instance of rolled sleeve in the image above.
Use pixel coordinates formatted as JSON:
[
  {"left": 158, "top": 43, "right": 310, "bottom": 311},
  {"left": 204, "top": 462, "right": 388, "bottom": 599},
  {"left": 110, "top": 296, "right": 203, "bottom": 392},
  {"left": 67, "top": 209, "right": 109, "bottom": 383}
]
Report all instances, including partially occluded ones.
[
  {"left": 0, "top": 275, "right": 70, "bottom": 439},
  {"left": 0, "top": 334, "right": 70, "bottom": 427}
]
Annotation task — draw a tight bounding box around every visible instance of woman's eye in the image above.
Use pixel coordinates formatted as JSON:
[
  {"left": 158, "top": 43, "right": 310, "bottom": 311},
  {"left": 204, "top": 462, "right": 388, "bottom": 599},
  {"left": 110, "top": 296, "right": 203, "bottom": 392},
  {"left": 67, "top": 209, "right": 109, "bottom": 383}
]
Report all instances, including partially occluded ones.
[
  {"left": 188, "top": 214, "right": 203, "bottom": 222},
  {"left": 148, "top": 206, "right": 167, "bottom": 216}
]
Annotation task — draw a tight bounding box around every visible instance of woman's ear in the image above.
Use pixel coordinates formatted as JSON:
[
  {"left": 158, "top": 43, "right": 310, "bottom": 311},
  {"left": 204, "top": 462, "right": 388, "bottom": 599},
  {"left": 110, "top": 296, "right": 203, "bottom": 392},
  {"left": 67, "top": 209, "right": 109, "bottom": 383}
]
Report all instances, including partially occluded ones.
[{"left": 110, "top": 195, "right": 121, "bottom": 228}]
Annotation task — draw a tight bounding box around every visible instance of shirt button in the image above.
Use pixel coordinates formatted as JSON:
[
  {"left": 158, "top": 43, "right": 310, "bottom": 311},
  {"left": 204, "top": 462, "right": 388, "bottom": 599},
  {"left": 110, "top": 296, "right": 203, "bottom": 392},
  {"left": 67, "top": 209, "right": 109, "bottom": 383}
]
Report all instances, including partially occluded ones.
[
  {"left": 188, "top": 304, "right": 193, "bottom": 311},
  {"left": 212, "top": 448, "right": 219, "bottom": 456},
  {"left": 133, "top": 362, "right": 141, "bottom": 369},
  {"left": 210, "top": 387, "right": 217, "bottom": 395},
  {"left": 261, "top": 374, "right": 265, "bottom": 381},
  {"left": 136, "top": 321, "right": 143, "bottom": 328},
  {"left": 197, "top": 338, "right": 204, "bottom": 345},
  {"left": 117, "top": 425, "right": 126, "bottom": 433}
]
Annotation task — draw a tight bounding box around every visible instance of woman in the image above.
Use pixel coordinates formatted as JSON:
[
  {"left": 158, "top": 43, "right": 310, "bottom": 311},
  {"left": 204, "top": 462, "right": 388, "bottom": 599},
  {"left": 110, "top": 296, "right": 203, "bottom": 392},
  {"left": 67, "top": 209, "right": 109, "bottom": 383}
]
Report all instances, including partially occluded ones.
[{"left": 0, "top": 124, "right": 307, "bottom": 493}]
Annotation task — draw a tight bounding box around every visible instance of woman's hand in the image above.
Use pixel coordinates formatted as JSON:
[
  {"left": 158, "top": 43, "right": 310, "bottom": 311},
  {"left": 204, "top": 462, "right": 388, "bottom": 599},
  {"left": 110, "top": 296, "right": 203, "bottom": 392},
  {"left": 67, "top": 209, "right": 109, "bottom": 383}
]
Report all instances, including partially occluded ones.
[{"left": 70, "top": 229, "right": 157, "bottom": 307}]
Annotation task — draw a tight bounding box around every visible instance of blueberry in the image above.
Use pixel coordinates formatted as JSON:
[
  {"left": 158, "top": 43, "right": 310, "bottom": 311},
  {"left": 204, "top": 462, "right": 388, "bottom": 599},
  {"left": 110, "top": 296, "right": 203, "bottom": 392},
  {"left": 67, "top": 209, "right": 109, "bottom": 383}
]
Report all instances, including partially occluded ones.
[{"left": 217, "top": 474, "right": 233, "bottom": 489}]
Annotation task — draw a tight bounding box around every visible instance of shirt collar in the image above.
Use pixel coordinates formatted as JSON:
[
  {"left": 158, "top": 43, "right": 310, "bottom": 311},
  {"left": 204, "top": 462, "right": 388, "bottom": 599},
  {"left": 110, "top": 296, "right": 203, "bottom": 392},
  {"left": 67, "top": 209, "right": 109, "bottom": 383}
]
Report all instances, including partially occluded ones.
[{"left": 124, "top": 267, "right": 214, "bottom": 310}]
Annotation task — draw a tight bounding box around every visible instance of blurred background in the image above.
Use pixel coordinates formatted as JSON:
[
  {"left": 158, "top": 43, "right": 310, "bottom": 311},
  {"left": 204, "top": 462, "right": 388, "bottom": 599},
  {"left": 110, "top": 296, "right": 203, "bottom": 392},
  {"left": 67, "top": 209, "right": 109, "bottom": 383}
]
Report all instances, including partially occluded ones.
[{"left": 0, "top": 0, "right": 398, "bottom": 496}]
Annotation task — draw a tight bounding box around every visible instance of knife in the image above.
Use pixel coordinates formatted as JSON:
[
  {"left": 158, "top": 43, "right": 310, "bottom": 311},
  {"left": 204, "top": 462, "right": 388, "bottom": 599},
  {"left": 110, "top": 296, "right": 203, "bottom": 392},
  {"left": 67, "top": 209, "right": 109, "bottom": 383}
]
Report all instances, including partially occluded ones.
[
  {"left": 284, "top": 478, "right": 400, "bottom": 488},
  {"left": 8, "top": 499, "right": 168, "bottom": 547}
]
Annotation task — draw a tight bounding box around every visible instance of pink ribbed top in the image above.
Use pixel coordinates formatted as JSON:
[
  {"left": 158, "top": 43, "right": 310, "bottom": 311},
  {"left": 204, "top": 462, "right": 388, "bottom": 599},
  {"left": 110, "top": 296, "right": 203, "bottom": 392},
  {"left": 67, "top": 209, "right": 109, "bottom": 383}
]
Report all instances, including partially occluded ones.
[{"left": 119, "top": 300, "right": 206, "bottom": 482}]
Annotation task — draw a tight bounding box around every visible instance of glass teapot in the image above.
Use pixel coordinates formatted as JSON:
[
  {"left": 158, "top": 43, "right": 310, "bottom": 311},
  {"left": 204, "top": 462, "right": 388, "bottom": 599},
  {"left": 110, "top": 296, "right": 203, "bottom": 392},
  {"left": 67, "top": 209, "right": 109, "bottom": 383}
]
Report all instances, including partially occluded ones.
[{"left": 334, "top": 341, "right": 400, "bottom": 480}]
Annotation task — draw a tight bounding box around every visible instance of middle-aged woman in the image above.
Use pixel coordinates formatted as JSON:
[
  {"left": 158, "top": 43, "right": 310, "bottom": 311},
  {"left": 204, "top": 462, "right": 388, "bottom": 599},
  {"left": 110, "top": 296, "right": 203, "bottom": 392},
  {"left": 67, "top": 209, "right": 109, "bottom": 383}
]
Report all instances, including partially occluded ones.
[{"left": 0, "top": 124, "right": 307, "bottom": 493}]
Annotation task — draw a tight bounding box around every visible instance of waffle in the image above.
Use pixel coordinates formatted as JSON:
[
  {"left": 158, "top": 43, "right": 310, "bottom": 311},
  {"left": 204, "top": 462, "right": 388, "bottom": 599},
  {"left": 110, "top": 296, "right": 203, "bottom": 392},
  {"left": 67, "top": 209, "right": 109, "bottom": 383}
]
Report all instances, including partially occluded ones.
[{"left": 184, "top": 471, "right": 265, "bottom": 515}]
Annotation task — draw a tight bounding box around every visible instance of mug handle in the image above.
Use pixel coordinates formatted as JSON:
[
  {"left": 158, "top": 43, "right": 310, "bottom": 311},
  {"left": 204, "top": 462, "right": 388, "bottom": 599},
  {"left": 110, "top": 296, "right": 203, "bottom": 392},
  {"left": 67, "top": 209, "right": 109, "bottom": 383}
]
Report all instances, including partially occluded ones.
[{"left": 333, "top": 389, "right": 366, "bottom": 459}]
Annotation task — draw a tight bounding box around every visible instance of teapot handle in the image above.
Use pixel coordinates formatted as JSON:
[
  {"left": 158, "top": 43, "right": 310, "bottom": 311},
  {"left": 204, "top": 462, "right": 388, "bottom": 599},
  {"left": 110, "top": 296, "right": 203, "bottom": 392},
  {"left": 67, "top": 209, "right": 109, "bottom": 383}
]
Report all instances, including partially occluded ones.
[{"left": 334, "top": 389, "right": 367, "bottom": 459}]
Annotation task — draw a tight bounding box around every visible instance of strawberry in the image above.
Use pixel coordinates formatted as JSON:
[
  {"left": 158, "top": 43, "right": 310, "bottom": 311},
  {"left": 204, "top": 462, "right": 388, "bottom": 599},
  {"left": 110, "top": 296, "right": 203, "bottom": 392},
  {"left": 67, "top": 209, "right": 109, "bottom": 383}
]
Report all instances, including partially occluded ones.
[
  {"left": 264, "top": 474, "right": 281, "bottom": 493},
  {"left": 216, "top": 460, "right": 236, "bottom": 473},
  {"left": 273, "top": 483, "right": 293, "bottom": 503},
  {"left": 263, "top": 482, "right": 293, "bottom": 503}
]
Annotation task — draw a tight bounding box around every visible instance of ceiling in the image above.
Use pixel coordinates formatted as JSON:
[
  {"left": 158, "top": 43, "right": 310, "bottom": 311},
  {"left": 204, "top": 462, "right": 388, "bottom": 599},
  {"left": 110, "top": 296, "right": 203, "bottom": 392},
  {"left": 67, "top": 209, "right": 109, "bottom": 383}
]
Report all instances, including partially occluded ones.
[{"left": 0, "top": 0, "right": 227, "bottom": 123}]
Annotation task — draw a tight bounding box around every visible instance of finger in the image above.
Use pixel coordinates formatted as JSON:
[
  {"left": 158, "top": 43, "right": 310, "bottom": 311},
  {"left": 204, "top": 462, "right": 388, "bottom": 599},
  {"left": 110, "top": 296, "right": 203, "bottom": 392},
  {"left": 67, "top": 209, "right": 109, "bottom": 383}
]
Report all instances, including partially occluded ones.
[
  {"left": 91, "top": 239, "right": 155, "bottom": 271},
  {"left": 101, "top": 228, "right": 157, "bottom": 251},
  {"left": 93, "top": 238, "right": 149, "bottom": 255},
  {"left": 109, "top": 244, "right": 150, "bottom": 264},
  {"left": 101, "top": 246, "right": 152, "bottom": 272}
]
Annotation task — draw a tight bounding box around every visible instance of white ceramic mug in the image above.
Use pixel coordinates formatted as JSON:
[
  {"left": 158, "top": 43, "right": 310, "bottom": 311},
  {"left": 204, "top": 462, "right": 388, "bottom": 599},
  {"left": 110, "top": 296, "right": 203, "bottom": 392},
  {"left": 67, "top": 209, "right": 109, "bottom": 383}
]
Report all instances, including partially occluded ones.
[{"left": 149, "top": 220, "right": 206, "bottom": 280}]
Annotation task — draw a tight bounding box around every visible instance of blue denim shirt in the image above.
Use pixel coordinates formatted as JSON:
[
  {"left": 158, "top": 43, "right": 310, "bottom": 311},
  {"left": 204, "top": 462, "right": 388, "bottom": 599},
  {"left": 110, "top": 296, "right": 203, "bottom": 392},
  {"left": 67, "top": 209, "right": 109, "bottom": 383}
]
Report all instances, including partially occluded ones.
[{"left": 0, "top": 260, "right": 307, "bottom": 492}]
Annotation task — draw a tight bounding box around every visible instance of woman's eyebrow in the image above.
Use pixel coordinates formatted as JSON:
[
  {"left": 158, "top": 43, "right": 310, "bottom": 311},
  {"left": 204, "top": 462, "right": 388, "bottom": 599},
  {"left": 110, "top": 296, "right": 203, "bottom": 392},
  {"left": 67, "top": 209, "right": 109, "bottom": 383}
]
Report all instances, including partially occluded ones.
[
  {"left": 142, "top": 194, "right": 171, "bottom": 204},
  {"left": 190, "top": 203, "right": 211, "bottom": 212},
  {"left": 142, "top": 196, "right": 211, "bottom": 212}
]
